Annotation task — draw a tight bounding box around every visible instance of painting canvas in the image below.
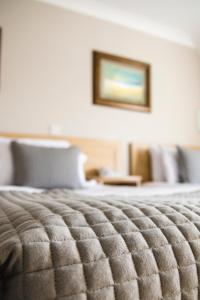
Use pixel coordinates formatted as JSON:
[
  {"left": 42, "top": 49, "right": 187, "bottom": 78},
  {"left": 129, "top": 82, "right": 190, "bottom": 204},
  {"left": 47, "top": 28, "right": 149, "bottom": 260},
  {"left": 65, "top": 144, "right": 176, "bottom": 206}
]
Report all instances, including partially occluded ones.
[{"left": 93, "top": 51, "right": 151, "bottom": 112}]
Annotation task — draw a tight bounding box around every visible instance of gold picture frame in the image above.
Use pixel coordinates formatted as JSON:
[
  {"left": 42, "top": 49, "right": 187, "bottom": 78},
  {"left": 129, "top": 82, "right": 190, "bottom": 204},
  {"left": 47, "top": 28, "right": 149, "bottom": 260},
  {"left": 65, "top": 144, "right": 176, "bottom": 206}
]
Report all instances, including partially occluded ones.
[{"left": 93, "top": 51, "right": 151, "bottom": 112}]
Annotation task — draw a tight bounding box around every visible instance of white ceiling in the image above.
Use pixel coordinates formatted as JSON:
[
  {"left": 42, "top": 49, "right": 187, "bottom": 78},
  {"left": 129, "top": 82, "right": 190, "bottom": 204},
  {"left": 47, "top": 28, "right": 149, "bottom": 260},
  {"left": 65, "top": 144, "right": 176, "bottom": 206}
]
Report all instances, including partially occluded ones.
[
  {"left": 102, "top": 0, "right": 200, "bottom": 42},
  {"left": 38, "top": 0, "right": 200, "bottom": 50}
]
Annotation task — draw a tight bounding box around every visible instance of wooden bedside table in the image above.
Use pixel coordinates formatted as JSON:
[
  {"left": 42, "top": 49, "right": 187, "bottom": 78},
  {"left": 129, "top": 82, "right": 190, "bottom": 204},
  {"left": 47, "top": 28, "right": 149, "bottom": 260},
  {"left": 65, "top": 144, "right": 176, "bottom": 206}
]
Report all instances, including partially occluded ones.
[{"left": 99, "top": 175, "right": 142, "bottom": 186}]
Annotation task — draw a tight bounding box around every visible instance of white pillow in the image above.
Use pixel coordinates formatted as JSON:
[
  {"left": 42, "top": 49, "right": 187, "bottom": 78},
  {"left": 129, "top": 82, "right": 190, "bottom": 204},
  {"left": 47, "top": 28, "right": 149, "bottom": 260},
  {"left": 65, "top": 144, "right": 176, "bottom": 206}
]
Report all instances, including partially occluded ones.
[
  {"left": 150, "top": 144, "right": 179, "bottom": 183},
  {"left": 0, "top": 138, "right": 14, "bottom": 185},
  {"left": 17, "top": 138, "right": 70, "bottom": 148},
  {"left": 162, "top": 146, "right": 179, "bottom": 183},
  {"left": 149, "top": 145, "right": 165, "bottom": 181}
]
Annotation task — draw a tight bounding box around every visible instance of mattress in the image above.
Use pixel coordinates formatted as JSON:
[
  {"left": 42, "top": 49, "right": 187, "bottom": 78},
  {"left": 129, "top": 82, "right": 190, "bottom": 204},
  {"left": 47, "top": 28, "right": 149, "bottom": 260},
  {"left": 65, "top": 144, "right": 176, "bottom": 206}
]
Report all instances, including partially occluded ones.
[
  {"left": 0, "top": 185, "right": 43, "bottom": 193},
  {"left": 1, "top": 189, "right": 200, "bottom": 299},
  {"left": 1, "top": 183, "right": 200, "bottom": 197},
  {"left": 74, "top": 182, "right": 200, "bottom": 197}
]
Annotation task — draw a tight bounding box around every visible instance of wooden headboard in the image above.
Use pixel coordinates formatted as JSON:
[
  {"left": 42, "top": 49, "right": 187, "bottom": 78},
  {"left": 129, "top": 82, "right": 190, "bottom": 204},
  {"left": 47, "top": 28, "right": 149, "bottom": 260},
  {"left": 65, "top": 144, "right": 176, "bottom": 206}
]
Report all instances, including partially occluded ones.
[
  {"left": 0, "top": 132, "right": 123, "bottom": 179},
  {"left": 129, "top": 143, "right": 200, "bottom": 182},
  {"left": 129, "top": 143, "right": 151, "bottom": 182}
]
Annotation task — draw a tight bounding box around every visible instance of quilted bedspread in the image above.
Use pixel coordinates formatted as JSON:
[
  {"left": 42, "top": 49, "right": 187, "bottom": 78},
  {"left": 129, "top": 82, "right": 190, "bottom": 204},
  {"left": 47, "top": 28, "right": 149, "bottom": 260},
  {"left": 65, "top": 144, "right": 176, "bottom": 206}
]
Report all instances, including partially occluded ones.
[{"left": 1, "top": 190, "right": 200, "bottom": 300}]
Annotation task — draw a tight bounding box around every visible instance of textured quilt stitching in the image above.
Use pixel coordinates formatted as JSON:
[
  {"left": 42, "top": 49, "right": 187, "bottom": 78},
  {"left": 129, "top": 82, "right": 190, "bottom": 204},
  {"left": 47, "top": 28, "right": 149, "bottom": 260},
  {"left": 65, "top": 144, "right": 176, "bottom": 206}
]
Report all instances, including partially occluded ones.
[
  {"left": 2, "top": 191, "right": 200, "bottom": 299},
  {"left": 152, "top": 205, "right": 199, "bottom": 297},
  {"left": 0, "top": 197, "right": 24, "bottom": 299},
  {"left": 101, "top": 208, "right": 141, "bottom": 299},
  {"left": 83, "top": 211, "right": 117, "bottom": 298},
  {"left": 35, "top": 198, "right": 88, "bottom": 299},
  {"left": 173, "top": 207, "right": 200, "bottom": 298},
  {"left": 47, "top": 281, "right": 200, "bottom": 299},
  {"left": 140, "top": 206, "right": 183, "bottom": 297},
  {"left": 67, "top": 229, "right": 88, "bottom": 299},
  {"left": 122, "top": 206, "right": 164, "bottom": 298},
  {"left": 3, "top": 196, "right": 59, "bottom": 299},
  {"left": 5, "top": 257, "right": 198, "bottom": 281}
]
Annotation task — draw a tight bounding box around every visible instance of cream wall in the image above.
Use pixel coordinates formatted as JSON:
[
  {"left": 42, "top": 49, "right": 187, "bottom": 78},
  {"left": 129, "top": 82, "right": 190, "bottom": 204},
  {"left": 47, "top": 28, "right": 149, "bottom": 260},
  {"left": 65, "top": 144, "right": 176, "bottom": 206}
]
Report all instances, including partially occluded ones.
[{"left": 0, "top": 0, "right": 200, "bottom": 172}]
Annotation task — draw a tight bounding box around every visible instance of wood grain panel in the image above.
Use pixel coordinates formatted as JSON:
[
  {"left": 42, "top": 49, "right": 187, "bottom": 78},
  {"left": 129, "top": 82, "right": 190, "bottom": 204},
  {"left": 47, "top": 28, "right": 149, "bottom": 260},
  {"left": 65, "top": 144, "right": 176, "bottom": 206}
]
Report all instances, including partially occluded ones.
[
  {"left": 129, "top": 143, "right": 151, "bottom": 182},
  {"left": 0, "top": 132, "right": 123, "bottom": 179}
]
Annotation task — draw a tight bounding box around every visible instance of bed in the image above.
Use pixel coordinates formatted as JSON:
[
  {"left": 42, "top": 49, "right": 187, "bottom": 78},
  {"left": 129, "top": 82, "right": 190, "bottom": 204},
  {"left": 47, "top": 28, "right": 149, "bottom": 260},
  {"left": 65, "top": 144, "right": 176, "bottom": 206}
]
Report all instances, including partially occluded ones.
[{"left": 1, "top": 133, "right": 200, "bottom": 300}]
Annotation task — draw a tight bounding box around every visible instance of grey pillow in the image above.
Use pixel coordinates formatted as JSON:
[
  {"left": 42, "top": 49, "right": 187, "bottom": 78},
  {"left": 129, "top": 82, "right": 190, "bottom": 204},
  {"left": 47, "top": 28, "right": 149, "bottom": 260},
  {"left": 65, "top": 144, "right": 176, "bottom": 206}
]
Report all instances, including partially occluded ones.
[
  {"left": 177, "top": 146, "right": 200, "bottom": 183},
  {"left": 12, "top": 142, "right": 84, "bottom": 189}
]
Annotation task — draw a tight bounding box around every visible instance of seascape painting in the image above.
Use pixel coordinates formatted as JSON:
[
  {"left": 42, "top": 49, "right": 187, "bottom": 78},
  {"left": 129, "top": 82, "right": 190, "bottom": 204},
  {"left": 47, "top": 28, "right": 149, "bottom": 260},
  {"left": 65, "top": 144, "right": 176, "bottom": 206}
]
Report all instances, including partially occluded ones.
[
  {"left": 93, "top": 51, "right": 151, "bottom": 112},
  {"left": 100, "top": 60, "right": 146, "bottom": 105}
]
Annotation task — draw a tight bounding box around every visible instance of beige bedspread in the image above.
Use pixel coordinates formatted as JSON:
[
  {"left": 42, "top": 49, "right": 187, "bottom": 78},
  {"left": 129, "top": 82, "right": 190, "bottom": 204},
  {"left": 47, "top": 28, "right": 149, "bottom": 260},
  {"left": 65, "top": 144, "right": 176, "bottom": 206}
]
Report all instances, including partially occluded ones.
[{"left": 0, "top": 189, "right": 200, "bottom": 300}]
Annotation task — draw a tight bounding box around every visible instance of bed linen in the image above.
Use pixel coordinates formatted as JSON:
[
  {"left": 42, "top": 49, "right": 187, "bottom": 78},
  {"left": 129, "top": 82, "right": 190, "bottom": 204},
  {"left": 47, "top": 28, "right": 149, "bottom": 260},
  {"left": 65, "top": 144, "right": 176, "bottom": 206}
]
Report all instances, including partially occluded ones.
[
  {"left": 0, "top": 185, "right": 43, "bottom": 193},
  {"left": 1, "top": 189, "right": 200, "bottom": 300},
  {"left": 74, "top": 182, "right": 200, "bottom": 197},
  {"left": 1, "top": 183, "right": 200, "bottom": 196}
]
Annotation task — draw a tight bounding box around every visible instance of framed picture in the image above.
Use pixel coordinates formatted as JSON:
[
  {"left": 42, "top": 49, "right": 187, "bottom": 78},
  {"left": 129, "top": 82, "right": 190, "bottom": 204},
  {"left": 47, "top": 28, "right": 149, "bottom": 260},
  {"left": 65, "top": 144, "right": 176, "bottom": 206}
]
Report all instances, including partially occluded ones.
[{"left": 93, "top": 51, "right": 151, "bottom": 112}]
